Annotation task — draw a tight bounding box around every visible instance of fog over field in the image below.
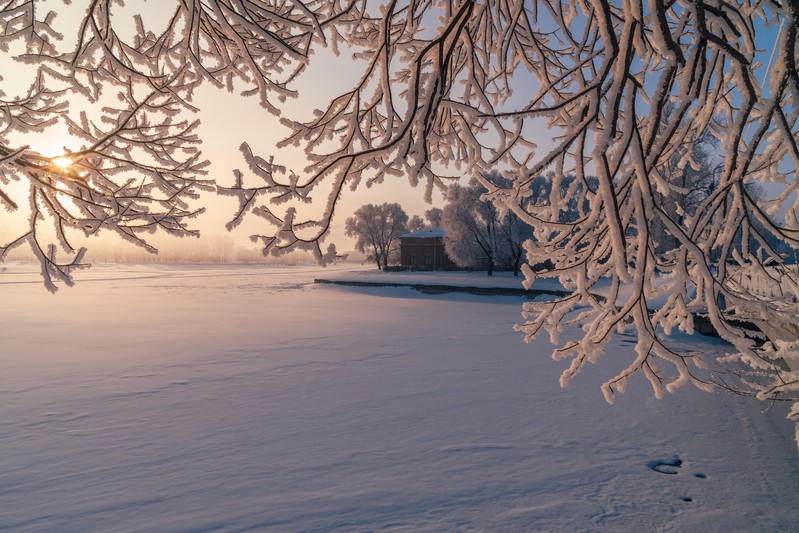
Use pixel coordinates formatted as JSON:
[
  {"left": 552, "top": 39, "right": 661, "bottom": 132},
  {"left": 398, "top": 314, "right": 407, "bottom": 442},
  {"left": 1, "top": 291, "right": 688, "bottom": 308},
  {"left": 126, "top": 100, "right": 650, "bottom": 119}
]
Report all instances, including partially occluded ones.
[{"left": 1, "top": 263, "right": 797, "bottom": 532}]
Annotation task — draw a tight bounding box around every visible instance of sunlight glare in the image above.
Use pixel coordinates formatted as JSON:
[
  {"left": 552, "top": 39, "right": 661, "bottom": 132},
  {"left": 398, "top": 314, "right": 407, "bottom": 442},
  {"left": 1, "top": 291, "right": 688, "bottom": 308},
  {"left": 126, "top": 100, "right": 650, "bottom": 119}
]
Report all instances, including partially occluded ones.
[{"left": 52, "top": 156, "right": 73, "bottom": 170}]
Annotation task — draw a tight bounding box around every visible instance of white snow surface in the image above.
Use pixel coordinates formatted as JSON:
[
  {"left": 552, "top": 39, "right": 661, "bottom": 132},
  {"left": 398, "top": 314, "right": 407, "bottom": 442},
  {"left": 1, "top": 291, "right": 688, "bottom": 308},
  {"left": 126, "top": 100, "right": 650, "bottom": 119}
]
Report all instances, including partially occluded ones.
[{"left": 1, "top": 263, "right": 798, "bottom": 532}]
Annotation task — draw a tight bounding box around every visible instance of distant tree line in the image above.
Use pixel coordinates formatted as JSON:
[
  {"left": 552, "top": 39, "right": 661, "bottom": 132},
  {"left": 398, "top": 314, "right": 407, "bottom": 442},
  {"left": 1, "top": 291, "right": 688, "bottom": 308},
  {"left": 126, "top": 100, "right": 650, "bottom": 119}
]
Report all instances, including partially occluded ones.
[{"left": 345, "top": 174, "right": 581, "bottom": 275}]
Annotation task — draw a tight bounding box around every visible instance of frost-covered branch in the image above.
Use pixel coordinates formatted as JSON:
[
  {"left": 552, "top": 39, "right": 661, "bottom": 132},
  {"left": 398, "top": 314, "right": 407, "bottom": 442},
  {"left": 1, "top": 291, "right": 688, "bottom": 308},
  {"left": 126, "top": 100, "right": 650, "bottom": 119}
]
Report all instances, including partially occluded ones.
[
  {"left": 230, "top": 0, "right": 799, "bottom": 430},
  {"left": 1, "top": 78, "right": 212, "bottom": 289},
  {"left": 1, "top": 0, "right": 352, "bottom": 286}
]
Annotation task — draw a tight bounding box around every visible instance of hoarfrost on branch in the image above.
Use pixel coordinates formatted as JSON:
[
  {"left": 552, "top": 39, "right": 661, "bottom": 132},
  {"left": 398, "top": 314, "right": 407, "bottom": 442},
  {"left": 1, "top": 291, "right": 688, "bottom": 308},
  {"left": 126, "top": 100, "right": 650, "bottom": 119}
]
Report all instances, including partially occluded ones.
[{"left": 1, "top": 1, "right": 798, "bottom": 432}]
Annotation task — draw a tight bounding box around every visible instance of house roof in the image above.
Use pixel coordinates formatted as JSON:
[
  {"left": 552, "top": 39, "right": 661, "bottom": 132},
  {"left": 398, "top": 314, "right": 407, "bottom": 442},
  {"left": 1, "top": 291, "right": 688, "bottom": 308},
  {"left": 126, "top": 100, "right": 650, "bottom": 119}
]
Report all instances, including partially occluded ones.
[{"left": 401, "top": 227, "right": 446, "bottom": 239}]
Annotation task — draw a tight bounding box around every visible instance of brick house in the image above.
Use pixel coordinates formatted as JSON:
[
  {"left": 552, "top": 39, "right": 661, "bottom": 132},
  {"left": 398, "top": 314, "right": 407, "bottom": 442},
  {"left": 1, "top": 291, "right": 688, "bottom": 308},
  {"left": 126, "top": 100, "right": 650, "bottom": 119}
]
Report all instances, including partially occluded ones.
[{"left": 399, "top": 228, "right": 457, "bottom": 270}]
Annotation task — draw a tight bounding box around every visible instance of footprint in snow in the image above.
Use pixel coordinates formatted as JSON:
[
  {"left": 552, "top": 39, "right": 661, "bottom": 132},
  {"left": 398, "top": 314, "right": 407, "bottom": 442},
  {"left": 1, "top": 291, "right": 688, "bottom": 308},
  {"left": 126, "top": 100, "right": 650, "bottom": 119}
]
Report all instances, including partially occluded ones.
[
  {"left": 647, "top": 454, "right": 683, "bottom": 474},
  {"left": 647, "top": 455, "right": 707, "bottom": 504},
  {"left": 646, "top": 457, "right": 708, "bottom": 479}
]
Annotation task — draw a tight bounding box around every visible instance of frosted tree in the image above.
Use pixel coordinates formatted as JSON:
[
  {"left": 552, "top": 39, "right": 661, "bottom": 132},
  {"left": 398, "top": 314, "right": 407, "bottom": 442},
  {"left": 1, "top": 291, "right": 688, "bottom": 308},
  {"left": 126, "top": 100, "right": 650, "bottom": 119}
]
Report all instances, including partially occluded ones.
[
  {"left": 442, "top": 176, "right": 533, "bottom": 275},
  {"left": 407, "top": 214, "right": 427, "bottom": 232},
  {"left": 497, "top": 208, "right": 529, "bottom": 277},
  {"left": 2, "top": 2, "right": 799, "bottom": 436},
  {"left": 443, "top": 175, "right": 537, "bottom": 275},
  {"left": 442, "top": 179, "right": 502, "bottom": 275},
  {"left": 425, "top": 207, "right": 444, "bottom": 228},
  {"left": 344, "top": 202, "right": 408, "bottom": 270}
]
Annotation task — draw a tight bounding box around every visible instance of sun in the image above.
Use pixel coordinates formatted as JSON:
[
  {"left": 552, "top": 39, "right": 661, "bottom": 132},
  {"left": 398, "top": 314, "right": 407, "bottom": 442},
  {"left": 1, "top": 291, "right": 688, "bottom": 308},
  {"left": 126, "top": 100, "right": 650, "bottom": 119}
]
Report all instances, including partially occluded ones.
[{"left": 52, "top": 156, "right": 73, "bottom": 170}]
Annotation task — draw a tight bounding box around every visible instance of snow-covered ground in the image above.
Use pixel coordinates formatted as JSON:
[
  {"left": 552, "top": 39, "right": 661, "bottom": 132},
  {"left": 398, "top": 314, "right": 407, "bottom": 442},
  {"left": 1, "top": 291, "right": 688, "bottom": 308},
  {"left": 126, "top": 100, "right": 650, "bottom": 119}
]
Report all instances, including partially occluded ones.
[{"left": 1, "top": 263, "right": 798, "bottom": 532}]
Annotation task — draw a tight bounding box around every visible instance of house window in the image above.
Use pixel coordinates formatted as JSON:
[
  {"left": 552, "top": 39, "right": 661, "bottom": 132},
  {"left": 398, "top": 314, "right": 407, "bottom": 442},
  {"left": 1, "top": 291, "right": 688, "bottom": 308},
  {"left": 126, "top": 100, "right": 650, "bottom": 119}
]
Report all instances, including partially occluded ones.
[
  {"left": 424, "top": 253, "right": 433, "bottom": 266},
  {"left": 410, "top": 253, "right": 417, "bottom": 266}
]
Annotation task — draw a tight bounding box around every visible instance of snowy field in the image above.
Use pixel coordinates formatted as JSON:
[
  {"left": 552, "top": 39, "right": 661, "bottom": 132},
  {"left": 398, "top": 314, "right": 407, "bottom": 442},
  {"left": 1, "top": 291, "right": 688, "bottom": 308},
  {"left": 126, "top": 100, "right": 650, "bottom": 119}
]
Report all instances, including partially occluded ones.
[{"left": 1, "top": 263, "right": 798, "bottom": 532}]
